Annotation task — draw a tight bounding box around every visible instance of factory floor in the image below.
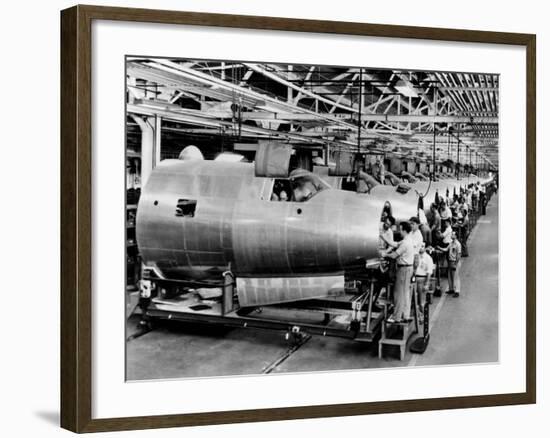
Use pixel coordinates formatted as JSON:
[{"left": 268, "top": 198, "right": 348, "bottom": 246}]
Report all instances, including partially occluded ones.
[{"left": 126, "top": 195, "right": 499, "bottom": 381}]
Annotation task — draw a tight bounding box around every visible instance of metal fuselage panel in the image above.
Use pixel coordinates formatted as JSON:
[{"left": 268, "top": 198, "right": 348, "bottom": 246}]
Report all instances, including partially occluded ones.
[
  {"left": 137, "top": 160, "right": 266, "bottom": 279},
  {"left": 137, "top": 160, "right": 380, "bottom": 279}
]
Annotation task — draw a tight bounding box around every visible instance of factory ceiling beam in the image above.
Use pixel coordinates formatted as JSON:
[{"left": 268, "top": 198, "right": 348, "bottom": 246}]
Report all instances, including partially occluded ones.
[
  {"left": 488, "top": 75, "right": 498, "bottom": 112},
  {"left": 435, "top": 72, "right": 471, "bottom": 115},
  {"left": 127, "top": 103, "right": 365, "bottom": 151},
  {"left": 142, "top": 59, "right": 390, "bottom": 141},
  {"left": 471, "top": 74, "right": 491, "bottom": 117},
  {"left": 438, "top": 86, "right": 499, "bottom": 92},
  {"left": 131, "top": 103, "right": 350, "bottom": 122},
  {"left": 359, "top": 114, "right": 497, "bottom": 123},
  {"left": 266, "top": 64, "right": 359, "bottom": 110},
  {"left": 244, "top": 63, "right": 359, "bottom": 114},
  {"left": 396, "top": 73, "right": 435, "bottom": 114},
  {"left": 283, "top": 68, "right": 416, "bottom": 119},
  {"left": 474, "top": 75, "right": 492, "bottom": 113},
  {"left": 127, "top": 59, "right": 498, "bottom": 167},
  {"left": 452, "top": 73, "right": 476, "bottom": 113},
  {"left": 319, "top": 69, "right": 354, "bottom": 85},
  {"left": 482, "top": 75, "right": 496, "bottom": 114},
  {"left": 162, "top": 127, "right": 315, "bottom": 143},
  {"left": 431, "top": 72, "right": 498, "bottom": 168},
  {"left": 292, "top": 65, "right": 316, "bottom": 104},
  {"left": 328, "top": 73, "right": 360, "bottom": 113},
  {"left": 133, "top": 61, "right": 426, "bottom": 135},
  {"left": 143, "top": 105, "right": 498, "bottom": 125},
  {"left": 462, "top": 73, "right": 483, "bottom": 115},
  {"left": 196, "top": 63, "right": 241, "bottom": 71},
  {"left": 363, "top": 94, "right": 395, "bottom": 113},
  {"left": 127, "top": 64, "right": 259, "bottom": 106}
]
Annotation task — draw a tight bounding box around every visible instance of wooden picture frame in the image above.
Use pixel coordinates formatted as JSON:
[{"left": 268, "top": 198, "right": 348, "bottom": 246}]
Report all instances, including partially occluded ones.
[{"left": 61, "top": 4, "right": 536, "bottom": 433}]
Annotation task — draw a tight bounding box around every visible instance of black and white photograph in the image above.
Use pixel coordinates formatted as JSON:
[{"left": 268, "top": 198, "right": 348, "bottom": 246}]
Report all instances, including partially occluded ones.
[
  {"left": 125, "top": 57, "right": 499, "bottom": 380},
  {"left": 2, "top": 0, "right": 545, "bottom": 435}
]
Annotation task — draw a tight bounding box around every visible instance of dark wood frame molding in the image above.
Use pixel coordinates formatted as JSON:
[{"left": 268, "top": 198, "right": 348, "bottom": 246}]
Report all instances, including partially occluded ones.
[{"left": 61, "top": 4, "right": 536, "bottom": 433}]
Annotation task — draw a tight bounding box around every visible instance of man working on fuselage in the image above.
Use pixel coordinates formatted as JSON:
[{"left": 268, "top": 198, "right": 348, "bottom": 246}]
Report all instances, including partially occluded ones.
[{"left": 383, "top": 221, "right": 415, "bottom": 323}]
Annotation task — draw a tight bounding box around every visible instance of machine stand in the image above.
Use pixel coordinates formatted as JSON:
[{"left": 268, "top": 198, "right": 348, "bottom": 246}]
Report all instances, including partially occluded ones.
[{"left": 378, "top": 283, "right": 420, "bottom": 360}]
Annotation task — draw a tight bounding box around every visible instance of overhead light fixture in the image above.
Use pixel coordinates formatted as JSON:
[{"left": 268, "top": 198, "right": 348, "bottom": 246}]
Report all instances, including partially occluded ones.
[{"left": 394, "top": 79, "right": 419, "bottom": 98}]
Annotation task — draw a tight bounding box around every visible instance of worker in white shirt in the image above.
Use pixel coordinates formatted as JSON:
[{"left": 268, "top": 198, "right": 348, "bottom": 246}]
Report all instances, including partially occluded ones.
[
  {"left": 439, "top": 219, "right": 453, "bottom": 246},
  {"left": 409, "top": 216, "right": 424, "bottom": 250},
  {"left": 439, "top": 202, "right": 452, "bottom": 222},
  {"left": 385, "top": 221, "right": 415, "bottom": 323},
  {"left": 472, "top": 185, "right": 479, "bottom": 213},
  {"left": 465, "top": 189, "right": 472, "bottom": 211},
  {"left": 409, "top": 216, "right": 424, "bottom": 270},
  {"left": 416, "top": 243, "right": 434, "bottom": 307}
]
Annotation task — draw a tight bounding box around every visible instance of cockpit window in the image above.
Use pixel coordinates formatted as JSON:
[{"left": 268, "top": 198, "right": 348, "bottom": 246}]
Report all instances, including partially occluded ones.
[
  {"left": 271, "top": 179, "right": 292, "bottom": 202},
  {"left": 269, "top": 169, "right": 330, "bottom": 202},
  {"left": 289, "top": 169, "right": 331, "bottom": 202}
]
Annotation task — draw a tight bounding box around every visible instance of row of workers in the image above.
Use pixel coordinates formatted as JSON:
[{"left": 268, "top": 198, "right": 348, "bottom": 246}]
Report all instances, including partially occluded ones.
[{"left": 377, "top": 180, "right": 496, "bottom": 324}]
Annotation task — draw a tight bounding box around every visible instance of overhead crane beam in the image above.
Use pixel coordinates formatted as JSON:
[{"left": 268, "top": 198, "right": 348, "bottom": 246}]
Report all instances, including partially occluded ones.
[
  {"left": 127, "top": 103, "right": 366, "bottom": 151},
  {"left": 131, "top": 100, "right": 498, "bottom": 125},
  {"left": 358, "top": 114, "right": 497, "bottom": 123},
  {"left": 438, "top": 86, "right": 499, "bottom": 91}
]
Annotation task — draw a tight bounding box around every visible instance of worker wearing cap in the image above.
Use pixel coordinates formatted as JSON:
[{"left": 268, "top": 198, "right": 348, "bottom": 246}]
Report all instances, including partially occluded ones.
[{"left": 385, "top": 221, "right": 415, "bottom": 323}]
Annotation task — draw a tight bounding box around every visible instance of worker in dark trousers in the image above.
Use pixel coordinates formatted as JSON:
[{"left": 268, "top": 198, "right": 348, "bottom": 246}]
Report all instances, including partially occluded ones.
[
  {"left": 457, "top": 205, "right": 469, "bottom": 257},
  {"left": 480, "top": 189, "right": 487, "bottom": 215},
  {"left": 434, "top": 219, "right": 452, "bottom": 296},
  {"left": 427, "top": 203, "right": 441, "bottom": 248},
  {"left": 445, "top": 232, "right": 462, "bottom": 298}
]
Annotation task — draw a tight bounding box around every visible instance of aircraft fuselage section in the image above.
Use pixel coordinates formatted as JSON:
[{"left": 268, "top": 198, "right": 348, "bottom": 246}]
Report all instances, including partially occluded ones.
[{"left": 136, "top": 159, "right": 490, "bottom": 280}]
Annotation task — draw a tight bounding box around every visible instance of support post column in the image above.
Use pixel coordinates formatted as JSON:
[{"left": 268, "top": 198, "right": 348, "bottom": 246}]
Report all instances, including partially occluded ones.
[{"left": 132, "top": 115, "right": 162, "bottom": 186}]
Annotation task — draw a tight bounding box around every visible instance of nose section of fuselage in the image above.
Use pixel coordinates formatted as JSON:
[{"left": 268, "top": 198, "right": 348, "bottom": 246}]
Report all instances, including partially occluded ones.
[
  {"left": 340, "top": 192, "right": 382, "bottom": 265},
  {"left": 311, "top": 190, "right": 382, "bottom": 268}
]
